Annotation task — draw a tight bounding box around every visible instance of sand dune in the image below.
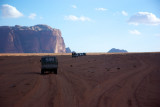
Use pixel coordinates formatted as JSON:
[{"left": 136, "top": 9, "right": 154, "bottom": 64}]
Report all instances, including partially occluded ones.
[{"left": 0, "top": 53, "right": 160, "bottom": 107}]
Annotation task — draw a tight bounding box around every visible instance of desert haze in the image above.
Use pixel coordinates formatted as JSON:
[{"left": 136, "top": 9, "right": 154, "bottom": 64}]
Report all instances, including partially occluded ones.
[{"left": 0, "top": 53, "right": 160, "bottom": 107}]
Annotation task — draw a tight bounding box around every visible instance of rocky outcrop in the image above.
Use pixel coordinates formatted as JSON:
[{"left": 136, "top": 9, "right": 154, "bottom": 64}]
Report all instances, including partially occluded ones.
[
  {"left": 66, "top": 47, "right": 71, "bottom": 53},
  {"left": 0, "top": 24, "right": 66, "bottom": 53},
  {"left": 108, "top": 48, "right": 128, "bottom": 53}
]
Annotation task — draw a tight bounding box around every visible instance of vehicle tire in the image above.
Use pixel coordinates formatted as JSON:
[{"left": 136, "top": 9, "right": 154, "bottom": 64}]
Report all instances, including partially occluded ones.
[
  {"left": 52, "top": 71, "right": 54, "bottom": 74},
  {"left": 54, "top": 69, "right": 57, "bottom": 74},
  {"left": 41, "top": 69, "right": 44, "bottom": 74}
]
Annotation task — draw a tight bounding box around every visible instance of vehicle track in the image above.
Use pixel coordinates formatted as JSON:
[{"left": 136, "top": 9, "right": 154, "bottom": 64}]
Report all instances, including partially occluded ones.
[
  {"left": 0, "top": 53, "right": 160, "bottom": 107},
  {"left": 84, "top": 57, "right": 156, "bottom": 107}
]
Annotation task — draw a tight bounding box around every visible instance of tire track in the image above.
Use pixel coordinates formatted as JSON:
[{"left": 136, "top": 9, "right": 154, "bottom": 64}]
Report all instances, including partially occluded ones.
[
  {"left": 14, "top": 74, "right": 58, "bottom": 107},
  {"left": 1, "top": 54, "right": 160, "bottom": 107},
  {"left": 14, "top": 76, "right": 42, "bottom": 107},
  {"left": 84, "top": 58, "right": 153, "bottom": 107}
]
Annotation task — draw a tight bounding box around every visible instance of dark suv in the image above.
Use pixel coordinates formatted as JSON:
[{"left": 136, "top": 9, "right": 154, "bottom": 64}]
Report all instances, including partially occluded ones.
[{"left": 40, "top": 56, "right": 58, "bottom": 74}]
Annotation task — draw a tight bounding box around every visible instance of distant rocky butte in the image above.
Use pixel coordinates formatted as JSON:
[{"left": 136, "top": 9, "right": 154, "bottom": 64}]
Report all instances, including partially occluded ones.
[
  {"left": 108, "top": 48, "right": 128, "bottom": 53},
  {"left": 0, "top": 24, "right": 66, "bottom": 53},
  {"left": 65, "top": 47, "right": 71, "bottom": 53}
]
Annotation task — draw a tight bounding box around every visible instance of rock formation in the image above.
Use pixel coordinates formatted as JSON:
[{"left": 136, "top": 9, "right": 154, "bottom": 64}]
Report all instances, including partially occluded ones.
[
  {"left": 66, "top": 47, "right": 71, "bottom": 53},
  {"left": 0, "top": 24, "right": 66, "bottom": 53},
  {"left": 108, "top": 48, "right": 128, "bottom": 53}
]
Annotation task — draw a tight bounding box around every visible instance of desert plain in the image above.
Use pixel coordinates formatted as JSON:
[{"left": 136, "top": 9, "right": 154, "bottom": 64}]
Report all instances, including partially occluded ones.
[{"left": 0, "top": 53, "right": 160, "bottom": 107}]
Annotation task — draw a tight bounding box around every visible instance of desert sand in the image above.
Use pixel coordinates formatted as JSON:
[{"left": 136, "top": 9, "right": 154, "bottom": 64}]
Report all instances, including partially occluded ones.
[{"left": 0, "top": 53, "right": 160, "bottom": 107}]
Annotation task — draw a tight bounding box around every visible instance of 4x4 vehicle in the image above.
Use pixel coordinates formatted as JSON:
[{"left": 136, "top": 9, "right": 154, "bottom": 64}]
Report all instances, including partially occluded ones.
[
  {"left": 72, "top": 52, "right": 78, "bottom": 57},
  {"left": 40, "top": 56, "right": 58, "bottom": 74}
]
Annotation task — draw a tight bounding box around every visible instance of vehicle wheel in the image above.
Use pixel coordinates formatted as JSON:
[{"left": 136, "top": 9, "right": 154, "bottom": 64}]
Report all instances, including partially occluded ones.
[
  {"left": 41, "top": 70, "right": 44, "bottom": 74},
  {"left": 52, "top": 71, "right": 54, "bottom": 74},
  {"left": 54, "top": 69, "right": 57, "bottom": 74}
]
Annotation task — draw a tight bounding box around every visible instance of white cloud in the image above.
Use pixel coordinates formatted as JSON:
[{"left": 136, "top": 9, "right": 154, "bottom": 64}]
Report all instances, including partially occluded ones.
[
  {"left": 129, "top": 30, "right": 141, "bottom": 35},
  {"left": 122, "top": 11, "right": 128, "bottom": 16},
  {"left": 128, "top": 12, "right": 160, "bottom": 25},
  {"left": 64, "top": 15, "right": 91, "bottom": 21},
  {"left": 155, "top": 34, "right": 160, "bottom": 37},
  {"left": 71, "top": 5, "right": 77, "bottom": 9},
  {"left": 40, "top": 16, "right": 43, "bottom": 19},
  {"left": 28, "top": 13, "right": 36, "bottom": 19},
  {"left": 95, "top": 8, "right": 107, "bottom": 11},
  {"left": 1, "top": 4, "right": 23, "bottom": 18}
]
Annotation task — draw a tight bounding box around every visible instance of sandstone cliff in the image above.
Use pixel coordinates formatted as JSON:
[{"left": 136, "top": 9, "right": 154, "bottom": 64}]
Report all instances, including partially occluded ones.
[
  {"left": 66, "top": 47, "right": 71, "bottom": 53},
  {"left": 0, "top": 24, "right": 66, "bottom": 53}
]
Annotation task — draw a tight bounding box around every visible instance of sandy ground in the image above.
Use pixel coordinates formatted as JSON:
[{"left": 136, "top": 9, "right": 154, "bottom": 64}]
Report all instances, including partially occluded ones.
[{"left": 0, "top": 53, "right": 160, "bottom": 107}]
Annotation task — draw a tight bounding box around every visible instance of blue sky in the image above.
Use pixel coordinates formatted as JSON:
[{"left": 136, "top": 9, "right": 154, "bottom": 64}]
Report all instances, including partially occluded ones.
[{"left": 0, "top": 0, "right": 160, "bottom": 52}]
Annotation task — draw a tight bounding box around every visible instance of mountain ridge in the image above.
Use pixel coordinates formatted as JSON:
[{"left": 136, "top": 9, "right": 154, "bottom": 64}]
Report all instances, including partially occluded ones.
[{"left": 108, "top": 48, "right": 128, "bottom": 53}]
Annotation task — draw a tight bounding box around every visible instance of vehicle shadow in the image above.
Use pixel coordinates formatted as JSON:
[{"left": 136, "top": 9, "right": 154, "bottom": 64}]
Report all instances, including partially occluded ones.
[
  {"left": 22, "top": 71, "right": 57, "bottom": 75},
  {"left": 23, "top": 72, "right": 41, "bottom": 75}
]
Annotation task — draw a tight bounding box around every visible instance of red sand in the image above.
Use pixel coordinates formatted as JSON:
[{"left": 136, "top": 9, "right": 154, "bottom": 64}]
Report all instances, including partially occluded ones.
[{"left": 0, "top": 53, "right": 160, "bottom": 107}]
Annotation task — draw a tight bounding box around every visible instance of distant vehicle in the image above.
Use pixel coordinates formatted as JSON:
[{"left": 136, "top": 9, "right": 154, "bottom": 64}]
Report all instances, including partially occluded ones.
[
  {"left": 40, "top": 56, "right": 58, "bottom": 74},
  {"left": 83, "top": 53, "right": 86, "bottom": 56},
  {"left": 72, "top": 52, "right": 86, "bottom": 57},
  {"left": 78, "top": 53, "right": 86, "bottom": 56},
  {"left": 78, "top": 53, "right": 81, "bottom": 56},
  {"left": 72, "top": 52, "right": 78, "bottom": 57}
]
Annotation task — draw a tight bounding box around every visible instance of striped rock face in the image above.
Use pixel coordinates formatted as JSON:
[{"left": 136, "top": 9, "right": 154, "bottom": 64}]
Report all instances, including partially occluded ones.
[{"left": 0, "top": 24, "right": 66, "bottom": 53}]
